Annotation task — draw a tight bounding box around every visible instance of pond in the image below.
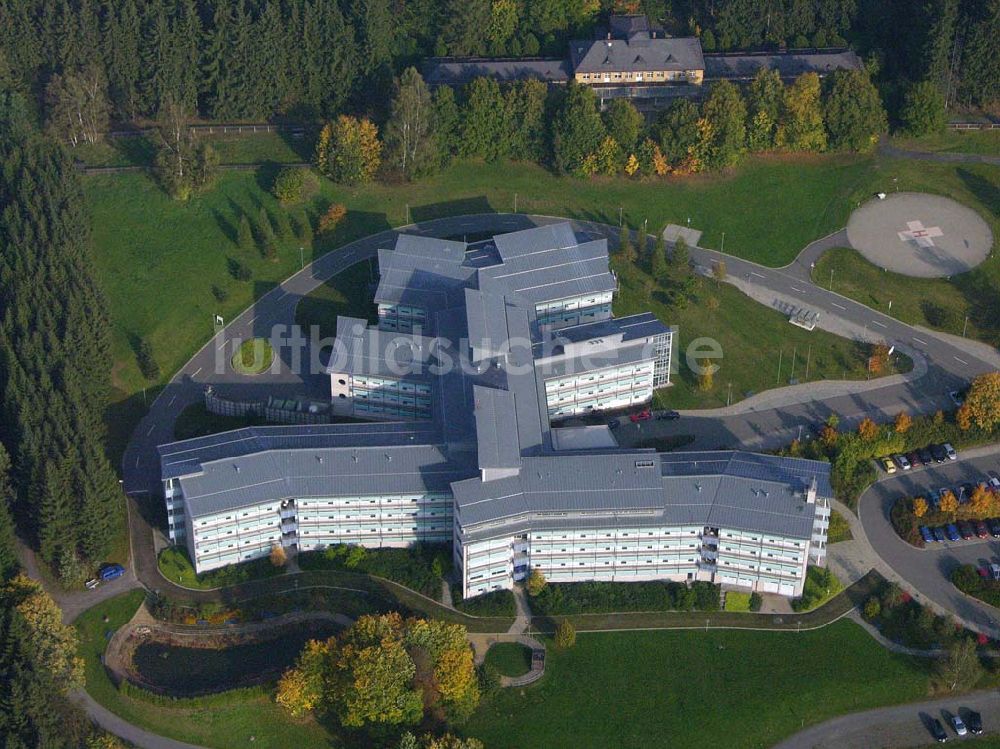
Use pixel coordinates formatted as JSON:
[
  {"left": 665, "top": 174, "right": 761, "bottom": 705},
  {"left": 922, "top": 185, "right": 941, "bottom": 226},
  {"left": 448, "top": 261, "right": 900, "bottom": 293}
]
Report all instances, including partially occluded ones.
[{"left": 132, "top": 623, "right": 341, "bottom": 696}]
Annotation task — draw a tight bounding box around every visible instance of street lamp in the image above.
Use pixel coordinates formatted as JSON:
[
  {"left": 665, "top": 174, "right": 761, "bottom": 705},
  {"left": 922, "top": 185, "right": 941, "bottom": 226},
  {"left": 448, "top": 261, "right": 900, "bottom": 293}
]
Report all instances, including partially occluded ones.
[
  {"left": 299, "top": 245, "right": 304, "bottom": 269},
  {"left": 829, "top": 268, "right": 834, "bottom": 289},
  {"left": 727, "top": 382, "right": 733, "bottom": 407}
]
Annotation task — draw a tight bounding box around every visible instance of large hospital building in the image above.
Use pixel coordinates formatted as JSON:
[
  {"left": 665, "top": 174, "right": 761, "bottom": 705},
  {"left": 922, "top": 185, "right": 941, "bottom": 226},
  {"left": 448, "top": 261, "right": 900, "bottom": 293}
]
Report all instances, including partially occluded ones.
[{"left": 160, "top": 222, "right": 830, "bottom": 599}]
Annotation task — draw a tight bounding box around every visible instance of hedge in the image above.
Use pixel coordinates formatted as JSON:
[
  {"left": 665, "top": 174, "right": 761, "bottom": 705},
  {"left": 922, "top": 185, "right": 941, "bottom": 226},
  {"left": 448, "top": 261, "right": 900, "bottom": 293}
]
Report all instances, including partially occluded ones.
[
  {"left": 297, "top": 543, "right": 450, "bottom": 598},
  {"left": 529, "top": 580, "right": 720, "bottom": 616}
]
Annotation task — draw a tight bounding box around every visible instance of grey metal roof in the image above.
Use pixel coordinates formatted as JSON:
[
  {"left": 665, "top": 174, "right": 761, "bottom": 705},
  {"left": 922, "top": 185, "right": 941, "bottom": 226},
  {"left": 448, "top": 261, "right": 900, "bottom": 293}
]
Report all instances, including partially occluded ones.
[
  {"left": 478, "top": 238, "right": 616, "bottom": 306},
  {"left": 179, "top": 443, "right": 478, "bottom": 519},
  {"left": 703, "top": 50, "right": 862, "bottom": 80},
  {"left": 454, "top": 450, "right": 827, "bottom": 541},
  {"left": 422, "top": 58, "right": 571, "bottom": 87},
  {"left": 493, "top": 224, "right": 581, "bottom": 260},
  {"left": 328, "top": 316, "right": 435, "bottom": 380},
  {"left": 473, "top": 386, "right": 521, "bottom": 471},
  {"left": 570, "top": 36, "right": 704, "bottom": 74},
  {"left": 374, "top": 246, "right": 476, "bottom": 311},
  {"left": 394, "top": 234, "right": 468, "bottom": 261},
  {"left": 465, "top": 289, "right": 511, "bottom": 362},
  {"left": 159, "top": 422, "right": 440, "bottom": 481},
  {"left": 541, "top": 312, "right": 668, "bottom": 345}
]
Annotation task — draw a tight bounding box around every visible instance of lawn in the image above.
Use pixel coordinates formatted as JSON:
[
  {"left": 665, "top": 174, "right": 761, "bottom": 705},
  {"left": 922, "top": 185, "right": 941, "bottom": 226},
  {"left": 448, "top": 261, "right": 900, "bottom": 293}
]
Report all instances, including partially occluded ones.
[
  {"left": 892, "top": 129, "right": 1000, "bottom": 156},
  {"left": 85, "top": 152, "right": 887, "bottom": 457},
  {"left": 723, "top": 591, "right": 752, "bottom": 612},
  {"left": 74, "top": 131, "right": 311, "bottom": 168},
  {"left": 231, "top": 337, "right": 274, "bottom": 375},
  {"left": 483, "top": 642, "right": 533, "bottom": 677},
  {"left": 828, "top": 509, "right": 854, "bottom": 544},
  {"left": 157, "top": 546, "right": 284, "bottom": 590},
  {"left": 612, "top": 261, "right": 909, "bottom": 409},
  {"left": 811, "top": 159, "right": 1000, "bottom": 349},
  {"left": 463, "top": 620, "right": 932, "bottom": 749},
  {"left": 76, "top": 591, "right": 332, "bottom": 749}
]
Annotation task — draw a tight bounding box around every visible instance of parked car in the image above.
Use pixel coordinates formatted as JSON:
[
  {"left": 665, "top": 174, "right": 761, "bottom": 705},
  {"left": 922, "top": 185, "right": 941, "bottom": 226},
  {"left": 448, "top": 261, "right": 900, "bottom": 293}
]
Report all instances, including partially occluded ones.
[
  {"left": 607, "top": 419, "right": 620, "bottom": 430},
  {"left": 946, "top": 524, "right": 961, "bottom": 542},
  {"left": 880, "top": 457, "right": 897, "bottom": 474},
  {"left": 919, "top": 526, "right": 935, "bottom": 543},
  {"left": 950, "top": 714, "right": 968, "bottom": 736},
  {"left": 965, "top": 710, "right": 983, "bottom": 735},
  {"left": 944, "top": 443, "right": 958, "bottom": 461},
  {"left": 919, "top": 447, "right": 934, "bottom": 465},
  {"left": 937, "top": 487, "right": 951, "bottom": 506},
  {"left": 629, "top": 409, "right": 652, "bottom": 423},
  {"left": 959, "top": 483, "right": 976, "bottom": 503},
  {"left": 933, "top": 526, "right": 947, "bottom": 542},
  {"left": 99, "top": 563, "right": 125, "bottom": 581},
  {"left": 990, "top": 564, "right": 1000, "bottom": 581},
  {"left": 988, "top": 475, "right": 1000, "bottom": 494},
  {"left": 907, "top": 451, "right": 923, "bottom": 468},
  {"left": 975, "top": 521, "right": 991, "bottom": 539},
  {"left": 894, "top": 454, "right": 912, "bottom": 471},
  {"left": 931, "top": 444, "right": 948, "bottom": 463},
  {"left": 988, "top": 518, "right": 1000, "bottom": 538},
  {"left": 958, "top": 521, "right": 975, "bottom": 540},
  {"left": 930, "top": 717, "right": 948, "bottom": 743},
  {"left": 85, "top": 578, "right": 100, "bottom": 590},
  {"left": 949, "top": 390, "right": 966, "bottom": 407},
  {"left": 656, "top": 410, "right": 680, "bottom": 421}
]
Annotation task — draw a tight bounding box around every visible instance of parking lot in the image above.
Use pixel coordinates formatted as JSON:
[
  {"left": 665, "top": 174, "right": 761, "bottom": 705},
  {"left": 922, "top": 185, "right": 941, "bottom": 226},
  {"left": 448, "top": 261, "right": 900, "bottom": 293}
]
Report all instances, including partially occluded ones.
[{"left": 859, "top": 444, "right": 1000, "bottom": 639}]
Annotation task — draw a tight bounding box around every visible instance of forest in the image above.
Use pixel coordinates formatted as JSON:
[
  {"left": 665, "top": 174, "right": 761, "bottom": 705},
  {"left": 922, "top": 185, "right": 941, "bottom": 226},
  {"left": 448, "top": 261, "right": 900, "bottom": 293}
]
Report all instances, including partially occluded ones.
[{"left": 0, "top": 0, "right": 995, "bottom": 131}]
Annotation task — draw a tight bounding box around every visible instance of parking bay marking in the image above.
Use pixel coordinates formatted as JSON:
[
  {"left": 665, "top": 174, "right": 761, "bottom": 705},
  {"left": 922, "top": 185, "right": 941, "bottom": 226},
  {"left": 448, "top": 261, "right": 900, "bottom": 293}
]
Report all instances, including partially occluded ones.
[
  {"left": 913, "top": 337, "right": 927, "bottom": 345},
  {"left": 831, "top": 302, "right": 846, "bottom": 311},
  {"left": 871, "top": 320, "right": 887, "bottom": 328},
  {"left": 954, "top": 355, "right": 968, "bottom": 365}
]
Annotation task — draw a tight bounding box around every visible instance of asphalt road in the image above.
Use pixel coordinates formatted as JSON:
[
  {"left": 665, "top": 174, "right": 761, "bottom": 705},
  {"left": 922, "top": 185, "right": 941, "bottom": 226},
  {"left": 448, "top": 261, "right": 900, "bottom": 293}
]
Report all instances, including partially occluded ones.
[
  {"left": 859, "top": 444, "right": 1000, "bottom": 638},
  {"left": 774, "top": 688, "right": 1000, "bottom": 749}
]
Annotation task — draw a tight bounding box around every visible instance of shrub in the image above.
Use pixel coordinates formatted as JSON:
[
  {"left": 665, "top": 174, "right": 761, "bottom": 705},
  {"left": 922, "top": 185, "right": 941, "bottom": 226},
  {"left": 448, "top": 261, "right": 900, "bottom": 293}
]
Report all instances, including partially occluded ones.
[
  {"left": 791, "top": 566, "right": 842, "bottom": 612},
  {"left": 555, "top": 620, "right": 576, "bottom": 649},
  {"left": 863, "top": 597, "right": 881, "bottom": 620},
  {"left": 211, "top": 284, "right": 228, "bottom": 302},
  {"left": 228, "top": 258, "right": 252, "bottom": 282},
  {"left": 298, "top": 543, "right": 449, "bottom": 598},
  {"left": 272, "top": 167, "right": 307, "bottom": 204},
  {"left": 530, "top": 580, "right": 721, "bottom": 615},
  {"left": 748, "top": 592, "right": 763, "bottom": 612},
  {"left": 525, "top": 568, "right": 547, "bottom": 597},
  {"left": 476, "top": 663, "right": 501, "bottom": 697},
  {"left": 318, "top": 203, "right": 347, "bottom": 234},
  {"left": 135, "top": 337, "right": 160, "bottom": 380}
]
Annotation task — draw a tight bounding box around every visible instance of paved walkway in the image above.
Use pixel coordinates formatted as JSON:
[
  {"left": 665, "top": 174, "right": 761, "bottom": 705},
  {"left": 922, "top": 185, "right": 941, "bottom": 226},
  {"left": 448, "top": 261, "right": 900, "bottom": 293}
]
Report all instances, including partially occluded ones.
[
  {"left": 773, "top": 687, "right": 1000, "bottom": 749},
  {"left": 70, "top": 691, "right": 208, "bottom": 749},
  {"left": 880, "top": 140, "right": 1000, "bottom": 166}
]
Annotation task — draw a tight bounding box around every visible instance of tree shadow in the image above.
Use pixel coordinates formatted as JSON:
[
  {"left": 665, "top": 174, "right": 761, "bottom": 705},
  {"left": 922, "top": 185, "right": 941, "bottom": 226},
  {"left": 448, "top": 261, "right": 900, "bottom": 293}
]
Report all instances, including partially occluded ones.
[
  {"left": 409, "top": 195, "right": 495, "bottom": 223},
  {"left": 957, "top": 167, "right": 1000, "bottom": 218}
]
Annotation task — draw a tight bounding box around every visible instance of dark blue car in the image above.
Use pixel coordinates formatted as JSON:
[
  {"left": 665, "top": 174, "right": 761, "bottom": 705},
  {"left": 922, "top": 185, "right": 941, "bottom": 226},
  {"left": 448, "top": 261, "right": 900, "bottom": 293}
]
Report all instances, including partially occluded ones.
[
  {"left": 945, "top": 523, "right": 961, "bottom": 542},
  {"left": 99, "top": 563, "right": 125, "bottom": 581},
  {"left": 919, "top": 526, "right": 935, "bottom": 543},
  {"left": 932, "top": 526, "right": 947, "bottom": 542}
]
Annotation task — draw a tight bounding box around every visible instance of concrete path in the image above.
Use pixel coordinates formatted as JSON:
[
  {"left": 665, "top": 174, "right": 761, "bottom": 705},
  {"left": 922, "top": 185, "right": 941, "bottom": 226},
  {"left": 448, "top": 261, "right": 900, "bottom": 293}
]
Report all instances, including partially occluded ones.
[
  {"left": 508, "top": 585, "right": 533, "bottom": 635},
  {"left": 70, "top": 691, "right": 208, "bottom": 749},
  {"left": 773, "top": 688, "right": 1000, "bottom": 749},
  {"left": 880, "top": 141, "right": 1000, "bottom": 166}
]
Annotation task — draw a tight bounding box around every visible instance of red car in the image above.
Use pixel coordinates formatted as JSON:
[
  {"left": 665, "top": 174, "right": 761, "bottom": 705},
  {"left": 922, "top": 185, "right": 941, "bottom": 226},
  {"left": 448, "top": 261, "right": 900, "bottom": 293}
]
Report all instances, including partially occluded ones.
[
  {"left": 976, "top": 521, "right": 991, "bottom": 539},
  {"left": 629, "top": 409, "right": 652, "bottom": 423}
]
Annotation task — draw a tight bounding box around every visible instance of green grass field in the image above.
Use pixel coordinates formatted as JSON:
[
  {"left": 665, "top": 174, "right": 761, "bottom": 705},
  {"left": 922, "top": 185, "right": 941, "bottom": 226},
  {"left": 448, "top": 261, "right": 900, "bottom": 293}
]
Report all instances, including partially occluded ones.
[
  {"left": 828, "top": 510, "right": 854, "bottom": 544},
  {"left": 484, "top": 642, "right": 533, "bottom": 677},
  {"left": 892, "top": 129, "right": 1000, "bottom": 156},
  {"left": 464, "top": 621, "right": 932, "bottom": 749},
  {"left": 76, "top": 591, "right": 331, "bottom": 749},
  {"left": 723, "top": 591, "right": 752, "bottom": 612},
  {"left": 75, "top": 131, "right": 310, "bottom": 168},
  {"left": 231, "top": 338, "right": 274, "bottom": 375}
]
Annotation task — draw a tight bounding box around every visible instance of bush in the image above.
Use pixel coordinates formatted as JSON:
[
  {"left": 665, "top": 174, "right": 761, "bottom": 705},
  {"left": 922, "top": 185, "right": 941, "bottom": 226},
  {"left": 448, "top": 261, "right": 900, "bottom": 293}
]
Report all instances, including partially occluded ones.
[
  {"left": 748, "top": 592, "right": 763, "bottom": 612},
  {"left": 863, "top": 597, "right": 881, "bottom": 620},
  {"left": 555, "top": 620, "right": 576, "bottom": 649},
  {"left": 476, "top": 663, "right": 501, "bottom": 697},
  {"left": 318, "top": 203, "right": 347, "bottom": 234},
  {"left": 210, "top": 284, "right": 228, "bottom": 302},
  {"left": 271, "top": 167, "right": 308, "bottom": 204},
  {"left": 952, "top": 564, "right": 1000, "bottom": 608},
  {"left": 135, "top": 337, "right": 160, "bottom": 380},
  {"left": 791, "top": 567, "right": 843, "bottom": 612},
  {"left": 228, "top": 258, "right": 252, "bottom": 282},
  {"left": 453, "top": 588, "right": 516, "bottom": 617},
  {"left": 530, "top": 580, "right": 721, "bottom": 616},
  {"left": 298, "top": 543, "right": 450, "bottom": 598}
]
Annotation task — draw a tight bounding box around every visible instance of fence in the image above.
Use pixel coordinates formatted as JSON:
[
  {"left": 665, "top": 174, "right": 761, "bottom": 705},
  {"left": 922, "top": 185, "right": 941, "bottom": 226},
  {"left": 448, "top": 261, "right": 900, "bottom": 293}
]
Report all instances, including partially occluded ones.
[
  {"left": 204, "top": 388, "right": 332, "bottom": 425},
  {"left": 947, "top": 122, "right": 1000, "bottom": 131},
  {"left": 107, "top": 122, "right": 311, "bottom": 139}
]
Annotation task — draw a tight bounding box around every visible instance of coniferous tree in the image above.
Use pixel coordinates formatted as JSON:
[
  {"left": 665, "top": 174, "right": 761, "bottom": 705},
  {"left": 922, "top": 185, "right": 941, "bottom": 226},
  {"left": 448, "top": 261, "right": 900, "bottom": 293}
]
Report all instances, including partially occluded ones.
[{"left": 550, "top": 82, "right": 605, "bottom": 176}]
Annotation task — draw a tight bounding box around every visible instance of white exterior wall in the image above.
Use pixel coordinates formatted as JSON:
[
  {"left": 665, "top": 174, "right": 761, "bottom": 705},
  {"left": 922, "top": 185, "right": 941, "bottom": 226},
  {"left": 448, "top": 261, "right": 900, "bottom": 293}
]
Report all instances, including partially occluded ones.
[
  {"left": 712, "top": 527, "right": 811, "bottom": 597},
  {"left": 535, "top": 292, "right": 613, "bottom": 329},
  {"left": 184, "top": 491, "right": 453, "bottom": 574},
  {"left": 545, "top": 360, "right": 655, "bottom": 418},
  {"left": 460, "top": 535, "right": 517, "bottom": 598},
  {"left": 329, "top": 371, "right": 432, "bottom": 420},
  {"left": 809, "top": 497, "right": 831, "bottom": 565},
  {"left": 378, "top": 303, "right": 426, "bottom": 333},
  {"left": 529, "top": 526, "right": 702, "bottom": 582}
]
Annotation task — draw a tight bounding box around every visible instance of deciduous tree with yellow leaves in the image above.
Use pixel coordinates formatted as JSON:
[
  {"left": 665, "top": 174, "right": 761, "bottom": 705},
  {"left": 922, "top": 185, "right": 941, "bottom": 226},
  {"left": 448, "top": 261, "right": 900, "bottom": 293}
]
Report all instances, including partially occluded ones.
[{"left": 958, "top": 372, "right": 1000, "bottom": 431}]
